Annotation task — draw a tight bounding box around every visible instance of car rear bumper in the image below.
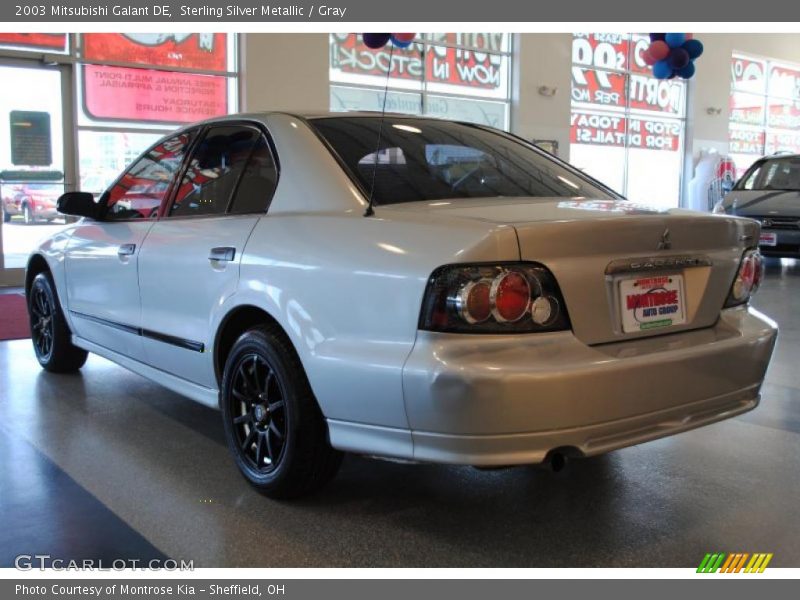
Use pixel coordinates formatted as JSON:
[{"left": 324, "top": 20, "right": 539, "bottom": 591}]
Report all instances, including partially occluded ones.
[{"left": 398, "top": 306, "right": 776, "bottom": 465}]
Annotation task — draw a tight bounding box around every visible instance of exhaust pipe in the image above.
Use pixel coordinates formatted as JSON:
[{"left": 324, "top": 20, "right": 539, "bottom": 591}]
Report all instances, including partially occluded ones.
[{"left": 547, "top": 451, "right": 568, "bottom": 473}]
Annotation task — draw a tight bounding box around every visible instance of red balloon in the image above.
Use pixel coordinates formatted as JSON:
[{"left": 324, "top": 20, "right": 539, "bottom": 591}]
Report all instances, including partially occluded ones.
[
  {"left": 642, "top": 48, "right": 658, "bottom": 65},
  {"left": 649, "top": 40, "right": 670, "bottom": 61},
  {"left": 393, "top": 33, "right": 416, "bottom": 43},
  {"left": 685, "top": 33, "right": 694, "bottom": 40}
]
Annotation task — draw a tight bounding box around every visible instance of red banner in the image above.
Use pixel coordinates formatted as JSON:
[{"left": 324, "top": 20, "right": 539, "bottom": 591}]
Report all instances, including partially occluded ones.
[
  {"left": 330, "top": 33, "right": 503, "bottom": 91},
  {"left": 571, "top": 111, "right": 681, "bottom": 151},
  {"left": 82, "top": 64, "right": 228, "bottom": 124},
  {"left": 0, "top": 33, "right": 66, "bottom": 51},
  {"left": 82, "top": 34, "right": 228, "bottom": 72}
]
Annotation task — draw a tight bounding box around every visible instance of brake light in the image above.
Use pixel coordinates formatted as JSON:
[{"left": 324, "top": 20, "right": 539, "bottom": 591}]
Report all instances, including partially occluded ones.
[
  {"left": 725, "top": 249, "right": 764, "bottom": 307},
  {"left": 492, "top": 271, "right": 530, "bottom": 322},
  {"left": 419, "top": 263, "right": 570, "bottom": 334}
]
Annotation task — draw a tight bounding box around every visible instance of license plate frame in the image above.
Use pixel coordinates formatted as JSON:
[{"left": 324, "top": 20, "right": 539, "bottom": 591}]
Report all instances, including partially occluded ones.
[{"left": 618, "top": 273, "right": 687, "bottom": 334}]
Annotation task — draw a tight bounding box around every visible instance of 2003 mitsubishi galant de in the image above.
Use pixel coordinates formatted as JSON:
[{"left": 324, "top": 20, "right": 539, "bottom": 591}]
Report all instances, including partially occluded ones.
[{"left": 26, "top": 113, "right": 777, "bottom": 498}]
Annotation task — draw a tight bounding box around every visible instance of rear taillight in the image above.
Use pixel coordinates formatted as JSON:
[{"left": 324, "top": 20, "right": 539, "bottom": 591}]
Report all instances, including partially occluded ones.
[
  {"left": 419, "top": 263, "right": 571, "bottom": 333},
  {"left": 725, "top": 249, "right": 764, "bottom": 307}
]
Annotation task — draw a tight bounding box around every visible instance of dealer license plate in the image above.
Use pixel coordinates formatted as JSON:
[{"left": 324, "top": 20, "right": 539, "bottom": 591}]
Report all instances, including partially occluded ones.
[
  {"left": 760, "top": 232, "right": 777, "bottom": 247},
  {"left": 619, "top": 274, "right": 686, "bottom": 333}
]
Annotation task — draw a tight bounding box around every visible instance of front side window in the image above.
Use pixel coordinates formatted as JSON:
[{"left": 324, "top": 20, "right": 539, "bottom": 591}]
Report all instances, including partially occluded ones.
[
  {"left": 105, "top": 130, "right": 195, "bottom": 220},
  {"left": 312, "top": 117, "right": 616, "bottom": 205},
  {"left": 169, "top": 126, "right": 259, "bottom": 217}
]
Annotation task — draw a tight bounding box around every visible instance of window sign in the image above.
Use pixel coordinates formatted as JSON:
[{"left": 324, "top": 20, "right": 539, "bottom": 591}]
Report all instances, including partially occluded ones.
[
  {"left": 9, "top": 111, "right": 52, "bottom": 167},
  {"left": 329, "top": 33, "right": 511, "bottom": 128},
  {"left": 82, "top": 65, "right": 228, "bottom": 125},
  {"left": 82, "top": 33, "right": 229, "bottom": 72}
]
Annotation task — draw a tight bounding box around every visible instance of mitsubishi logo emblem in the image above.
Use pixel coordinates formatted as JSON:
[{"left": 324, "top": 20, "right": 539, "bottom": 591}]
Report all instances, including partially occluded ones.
[{"left": 657, "top": 228, "right": 672, "bottom": 250}]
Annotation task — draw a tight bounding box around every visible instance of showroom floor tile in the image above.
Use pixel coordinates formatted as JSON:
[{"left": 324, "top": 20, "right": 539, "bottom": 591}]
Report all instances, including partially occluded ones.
[{"left": 0, "top": 258, "right": 799, "bottom": 567}]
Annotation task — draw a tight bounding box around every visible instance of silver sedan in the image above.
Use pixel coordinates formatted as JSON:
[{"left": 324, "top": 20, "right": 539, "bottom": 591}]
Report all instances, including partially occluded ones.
[{"left": 27, "top": 113, "right": 777, "bottom": 497}]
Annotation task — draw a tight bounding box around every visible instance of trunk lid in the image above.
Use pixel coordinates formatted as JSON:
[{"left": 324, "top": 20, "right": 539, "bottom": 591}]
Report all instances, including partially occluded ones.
[{"left": 386, "top": 197, "right": 759, "bottom": 344}]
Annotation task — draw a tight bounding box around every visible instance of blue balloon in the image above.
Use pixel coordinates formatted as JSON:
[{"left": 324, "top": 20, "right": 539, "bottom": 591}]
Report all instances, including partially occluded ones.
[
  {"left": 653, "top": 60, "right": 673, "bottom": 79},
  {"left": 650, "top": 33, "right": 666, "bottom": 42},
  {"left": 665, "top": 33, "right": 686, "bottom": 48},
  {"left": 390, "top": 34, "right": 413, "bottom": 49},
  {"left": 683, "top": 39, "right": 704, "bottom": 59},
  {"left": 677, "top": 61, "right": 696, "bottom": 79}
]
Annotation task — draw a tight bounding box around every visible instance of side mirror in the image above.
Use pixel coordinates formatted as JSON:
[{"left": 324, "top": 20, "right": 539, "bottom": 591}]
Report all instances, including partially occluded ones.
[{"left": 57, "top": 191, "right": 97, "bottom": 219}]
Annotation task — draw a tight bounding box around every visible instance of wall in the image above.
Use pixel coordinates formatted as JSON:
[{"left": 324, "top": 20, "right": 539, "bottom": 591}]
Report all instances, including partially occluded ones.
[{"left": 243, "top": 33, "right": 329, "bottom": 112}]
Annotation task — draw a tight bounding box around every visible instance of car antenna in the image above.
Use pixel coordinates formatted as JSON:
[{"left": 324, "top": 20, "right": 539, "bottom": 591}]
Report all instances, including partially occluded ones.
[{"left": 364, "top": 42, "right": 395, "bottom": 217}]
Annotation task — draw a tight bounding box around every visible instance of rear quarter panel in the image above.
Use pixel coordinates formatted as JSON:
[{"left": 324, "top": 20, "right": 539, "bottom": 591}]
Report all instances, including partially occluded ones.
[{"left": 235, "top": 115, "right": 519, "bottom": 428}]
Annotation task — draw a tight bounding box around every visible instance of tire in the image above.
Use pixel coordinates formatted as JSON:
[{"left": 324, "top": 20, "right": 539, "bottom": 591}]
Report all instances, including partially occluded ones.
[
  {"left": 220, "top": 324, "right": 342, "bottom": 499},
  {"left": 28, "top": 272, "right": 88, "bottom": 373},
  {"left": 22, "top": 203, "right": 34, "bottom": 225}
]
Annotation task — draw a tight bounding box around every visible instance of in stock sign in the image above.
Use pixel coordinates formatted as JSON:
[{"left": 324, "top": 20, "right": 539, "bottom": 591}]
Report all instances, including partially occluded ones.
[{"left": 330, "top": 33, "right": 504, "bottom": 91}]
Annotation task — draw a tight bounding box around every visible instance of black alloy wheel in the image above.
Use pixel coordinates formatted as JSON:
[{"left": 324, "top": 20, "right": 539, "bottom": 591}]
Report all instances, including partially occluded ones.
[
  {"left": 221, "top": 324, "right": 342, "bottom": 498},
  {"left": 29, "top": 282, "right": 54, "bottom": 362},
  {"left": 27, "top": 272, "right": 88, "bottom": 372},
  {"left": 230, "top": 353, "right": 288, "bottom": 473}
]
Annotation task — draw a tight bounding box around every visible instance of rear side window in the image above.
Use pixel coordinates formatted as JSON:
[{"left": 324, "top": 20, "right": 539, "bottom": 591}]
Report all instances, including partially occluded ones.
[
  {"left": 105, "top": 131, "right": 194, "bottom": 221},
  {"left": 228, "top": 136, "right": 278, "bottom": 215},
  {"left": 169, "top": 126, "right": 259, "bottom": 217}
]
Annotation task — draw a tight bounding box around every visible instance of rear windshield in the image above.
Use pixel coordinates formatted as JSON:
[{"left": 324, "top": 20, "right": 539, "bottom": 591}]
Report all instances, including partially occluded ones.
[
  {"left": 737, "top": 156, "right": 800, "bottom": 191},
  {"left": 311, "top": 117, "right": 617, "bottom": 205}
]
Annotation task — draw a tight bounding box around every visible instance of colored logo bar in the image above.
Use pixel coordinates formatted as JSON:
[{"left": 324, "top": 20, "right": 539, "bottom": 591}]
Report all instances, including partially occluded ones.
[{"left": 697, "top": 553, "right": 773, "bottom": 573}]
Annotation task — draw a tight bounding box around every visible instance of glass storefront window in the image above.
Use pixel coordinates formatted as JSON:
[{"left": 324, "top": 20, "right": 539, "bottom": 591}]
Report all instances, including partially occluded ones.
[
  {"left": 729, "top": 53, "right": 800, "bottom": 178},
  {"left": 569, "top": 33, "right": 687, "bottom": 207},
  {"left": 0, "top": 66, "right": 66, "bottom": 269},
  {"left": 328, "top": 33, "right": 511, "bottom": 129},
  {"left": 0, "top": 33, "right": 68, "bottom": 54}
]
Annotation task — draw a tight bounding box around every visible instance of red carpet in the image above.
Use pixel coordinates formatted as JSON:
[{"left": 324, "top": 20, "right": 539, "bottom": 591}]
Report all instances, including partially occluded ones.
[{"left": 0, "top": 293, "right": 30, "bottom": 341}]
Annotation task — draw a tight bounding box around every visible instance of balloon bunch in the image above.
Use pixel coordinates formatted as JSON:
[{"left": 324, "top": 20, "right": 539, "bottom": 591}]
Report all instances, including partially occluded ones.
[
  {"left": 362, "top": 33, "right": 416, "bottom": 49},
  {"left": 643, "top": 33, "right": 704, "bottom": 80}
]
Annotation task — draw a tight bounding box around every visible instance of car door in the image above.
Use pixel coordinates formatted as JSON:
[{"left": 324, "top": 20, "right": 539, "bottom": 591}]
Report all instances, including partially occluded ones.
[
  {"left": 137, "top": 123, "right": 279, "bottom": 388},
  {"left": 65, "top": 130, "right": 197, "bottom": 362}
]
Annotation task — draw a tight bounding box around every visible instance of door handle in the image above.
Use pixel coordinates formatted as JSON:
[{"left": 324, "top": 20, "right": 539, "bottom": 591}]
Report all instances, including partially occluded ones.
[
  {"left": 117, "top": 243, "right": 136, "bottom": 257},
  {"left": 208, "top": 247, "right": 236, "bottom": 262}
]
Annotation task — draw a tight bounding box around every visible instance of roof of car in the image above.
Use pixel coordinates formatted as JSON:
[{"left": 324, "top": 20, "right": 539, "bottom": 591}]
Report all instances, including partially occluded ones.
[{"left": 763, "top": 152, "right": 800, "bottom": 160}]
